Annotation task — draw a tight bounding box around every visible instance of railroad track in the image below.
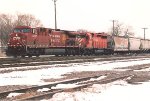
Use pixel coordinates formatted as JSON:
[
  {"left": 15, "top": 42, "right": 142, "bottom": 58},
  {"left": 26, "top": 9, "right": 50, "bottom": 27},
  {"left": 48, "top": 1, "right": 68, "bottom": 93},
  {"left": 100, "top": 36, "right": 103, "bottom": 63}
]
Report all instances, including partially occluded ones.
[
  {"left": 0, "top": 74, "right": 133, "bottom": 100},
  {"left": 0, "top": 56, "right": 149, "bottom": 74},
  {"left": 1, "top": 55, "right": 150, "bottom": 69},
  {"left": 0, "top": 54, "right": 147, "bottom": 65}
]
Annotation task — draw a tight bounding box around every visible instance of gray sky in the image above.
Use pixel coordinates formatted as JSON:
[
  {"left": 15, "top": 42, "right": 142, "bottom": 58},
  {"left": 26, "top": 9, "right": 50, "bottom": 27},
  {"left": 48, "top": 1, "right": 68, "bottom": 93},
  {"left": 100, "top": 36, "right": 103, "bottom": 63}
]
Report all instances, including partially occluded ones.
[{"left": 0, "top": 0, "right": 150, "bottom": 38}]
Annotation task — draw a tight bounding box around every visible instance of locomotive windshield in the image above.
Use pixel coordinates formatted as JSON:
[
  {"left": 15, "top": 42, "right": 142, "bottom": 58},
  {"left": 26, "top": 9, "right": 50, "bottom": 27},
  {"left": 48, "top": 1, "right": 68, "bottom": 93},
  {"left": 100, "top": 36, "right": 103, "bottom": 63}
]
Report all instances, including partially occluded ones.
[
  {"left": 14, "top": 28, "right": 31, "bottom": 33},
  {"left": 76, "top": 35, "right": 86, "bottom": 38}
]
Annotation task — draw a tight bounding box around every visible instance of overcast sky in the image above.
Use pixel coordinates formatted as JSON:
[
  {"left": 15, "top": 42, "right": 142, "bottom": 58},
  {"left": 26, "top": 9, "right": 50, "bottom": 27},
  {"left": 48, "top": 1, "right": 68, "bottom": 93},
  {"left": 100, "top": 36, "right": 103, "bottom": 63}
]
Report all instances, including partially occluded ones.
[{"left": 0, "top": 0, "right": 150, "bottom": 38}]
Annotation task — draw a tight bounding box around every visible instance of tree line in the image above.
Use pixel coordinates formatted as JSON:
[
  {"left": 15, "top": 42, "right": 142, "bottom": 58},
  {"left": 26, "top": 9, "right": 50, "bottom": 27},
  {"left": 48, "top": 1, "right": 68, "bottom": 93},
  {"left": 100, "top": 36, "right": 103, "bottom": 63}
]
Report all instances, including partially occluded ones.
[
  {"left": 110, "top": 21, "right": 134, "bottom": 37},
  {"left": 0, "top": 13, "right": 43, "bottom": 45}
]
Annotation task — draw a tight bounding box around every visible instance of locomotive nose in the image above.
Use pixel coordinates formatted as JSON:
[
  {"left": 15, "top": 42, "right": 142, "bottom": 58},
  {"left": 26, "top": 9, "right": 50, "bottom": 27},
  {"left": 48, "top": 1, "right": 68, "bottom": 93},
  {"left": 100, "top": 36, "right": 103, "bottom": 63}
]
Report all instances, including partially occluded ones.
[
  {"left": 13, "top": 33, "right": 21, "bottom": 40},
  {"left": 8, "top": 33, "right": 24, "bottom": 47}
]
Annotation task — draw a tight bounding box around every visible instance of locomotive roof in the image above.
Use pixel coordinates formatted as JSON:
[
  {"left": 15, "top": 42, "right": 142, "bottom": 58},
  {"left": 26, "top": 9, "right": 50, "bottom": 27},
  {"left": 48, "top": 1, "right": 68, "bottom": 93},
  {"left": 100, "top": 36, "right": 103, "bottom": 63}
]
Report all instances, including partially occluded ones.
[
  {"left": 96, "top": 32, "right": 108, "bottom": 36},
  {"left": 52, "top": 29, "right": 86, "bottom": 36},
  {"left": 14, "top": 26, "right": 32, "bottom": 29}
]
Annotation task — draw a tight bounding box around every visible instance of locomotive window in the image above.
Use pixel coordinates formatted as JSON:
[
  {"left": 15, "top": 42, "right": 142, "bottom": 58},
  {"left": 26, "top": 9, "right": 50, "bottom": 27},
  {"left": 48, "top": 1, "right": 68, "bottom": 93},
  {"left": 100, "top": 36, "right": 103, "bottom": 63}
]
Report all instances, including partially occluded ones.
[
  {"left": 101, "top": 36, "right": 107, "bottom": 38},
  {"left": 22, "top": 29, "right": 30, "bottom": 33},
  {"left": 14, "top": 29, "right": 21, "bottom": 33},
  {"left": 14, "top": 28, "right": 31, "bottom": 33},
  {"left": 76, "top": 35, "right": 86, "bottom": 38},
  {"left": 32, "top": 29, "right": 37, "bottom": 34}
]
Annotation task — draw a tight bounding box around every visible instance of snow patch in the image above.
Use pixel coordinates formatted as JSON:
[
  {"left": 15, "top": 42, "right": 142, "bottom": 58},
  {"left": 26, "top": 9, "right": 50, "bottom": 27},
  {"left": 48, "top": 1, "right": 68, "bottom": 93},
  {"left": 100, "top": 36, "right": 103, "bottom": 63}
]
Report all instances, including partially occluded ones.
[
  {"left": 52, "top": 84, "right": 78, "bottom": 89},
  {"left": 7, "top": 92, "right": 24, "bottom": 98},
  {"left": 134, "top": 67, "right": 150, "bottom": 71},
  {"left": 89, "top": 76, "right": 107, "bottom": 81},
  {"left": 37, "top": 88, "right": 51, "bottom": 92},
  {"left": 49, "top": 81, "right": 150, "bottom": 101}
]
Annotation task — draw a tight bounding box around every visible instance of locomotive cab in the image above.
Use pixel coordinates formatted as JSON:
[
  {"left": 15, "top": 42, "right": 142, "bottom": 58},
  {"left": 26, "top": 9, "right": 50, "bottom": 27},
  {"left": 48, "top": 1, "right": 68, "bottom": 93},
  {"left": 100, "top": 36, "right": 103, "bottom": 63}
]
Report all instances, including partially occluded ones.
[{"left": 7, "top": 26, "right": 33, "bottom": 57}]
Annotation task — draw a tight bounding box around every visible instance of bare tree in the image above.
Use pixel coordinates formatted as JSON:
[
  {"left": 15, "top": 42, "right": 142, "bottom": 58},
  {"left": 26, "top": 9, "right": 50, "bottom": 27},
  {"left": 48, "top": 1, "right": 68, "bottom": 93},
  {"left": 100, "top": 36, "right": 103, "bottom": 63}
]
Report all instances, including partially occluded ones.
[
  {"left": 124, "top": 25, "right": 134, "bottom": 37},
  {"left": 0, "top": 13, "right": 43, "bottom": 46},
  {"left": 0, "top": 14, "right": 14, "bottom": 45},
  {"left": 110, "top": 21, "right": 134, "bottom": 37},
  {"left": 15, "top": 13, "right": 43, "bottom": 27},
  {"left": 110, "top": 21, "right": 123, "bottom": 36}
]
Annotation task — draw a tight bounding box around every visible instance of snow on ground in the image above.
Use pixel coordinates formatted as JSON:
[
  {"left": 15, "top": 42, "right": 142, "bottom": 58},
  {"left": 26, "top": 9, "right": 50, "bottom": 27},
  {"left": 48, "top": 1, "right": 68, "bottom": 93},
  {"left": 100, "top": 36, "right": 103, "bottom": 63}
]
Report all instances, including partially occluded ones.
[
  {"left": 7, "top": 93, "right": 24, "bottom": 98},
  {"left": 37, "top": 88, "right": 51, "bottom": 92},
  {"left": 51, "top": 76, "right": 107, "bottom": 90},
  {"left": 48, "top": 80, "right": 150, "bottom": 101},
  {"left": 0, "top": 58, "right": 150, "bottom": 86},
  {"left": 134, "top": 67, "right": 150, "bottom": 71}
]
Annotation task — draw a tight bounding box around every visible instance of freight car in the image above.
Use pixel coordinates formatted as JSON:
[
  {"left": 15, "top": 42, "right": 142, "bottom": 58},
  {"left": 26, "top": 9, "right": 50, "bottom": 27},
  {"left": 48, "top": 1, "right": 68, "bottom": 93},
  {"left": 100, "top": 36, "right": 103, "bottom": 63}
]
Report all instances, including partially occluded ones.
[
  {"left": 140, "top": 39, "right": 150, "bottom": 52},
  {"left": 6, "top": 26, "right": 150, "bottom": 57},
  {"left": 128, "top": 37, "right": 141, "bottom": 53},
  {"left": 108, "top": 36, "right": 150, "bottom": 54},
  {"left": 109, "top": 36, "right": 129, "bottom": 53}
]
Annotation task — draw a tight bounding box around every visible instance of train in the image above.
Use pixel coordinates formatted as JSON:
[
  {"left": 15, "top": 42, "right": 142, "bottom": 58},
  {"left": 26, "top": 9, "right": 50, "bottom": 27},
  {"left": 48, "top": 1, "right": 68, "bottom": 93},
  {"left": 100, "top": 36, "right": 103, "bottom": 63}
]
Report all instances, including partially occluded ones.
[{"left": 6, "top": 26, "right": 150, "bottom": 57}]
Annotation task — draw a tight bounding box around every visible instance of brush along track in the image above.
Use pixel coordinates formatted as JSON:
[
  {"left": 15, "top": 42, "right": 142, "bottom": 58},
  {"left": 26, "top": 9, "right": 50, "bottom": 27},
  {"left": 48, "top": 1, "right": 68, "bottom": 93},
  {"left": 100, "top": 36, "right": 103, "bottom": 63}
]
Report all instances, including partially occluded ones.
[{"left": 1, "top": 74, "right": 133, "bottom": 100}]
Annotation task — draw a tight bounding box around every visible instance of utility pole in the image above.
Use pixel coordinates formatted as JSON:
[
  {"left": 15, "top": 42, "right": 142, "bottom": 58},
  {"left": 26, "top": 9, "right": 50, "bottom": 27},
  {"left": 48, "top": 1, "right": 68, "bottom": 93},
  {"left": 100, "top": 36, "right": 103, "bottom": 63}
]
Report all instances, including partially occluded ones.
[
  {"left": 52, "top": 0, "right": 57, "bottom": 30},
  {"left": 112, "top": 20, "right": 115, "bottom": 36},
  {"left": 142, "top": 28, "right": 148, "bottom": 40}
]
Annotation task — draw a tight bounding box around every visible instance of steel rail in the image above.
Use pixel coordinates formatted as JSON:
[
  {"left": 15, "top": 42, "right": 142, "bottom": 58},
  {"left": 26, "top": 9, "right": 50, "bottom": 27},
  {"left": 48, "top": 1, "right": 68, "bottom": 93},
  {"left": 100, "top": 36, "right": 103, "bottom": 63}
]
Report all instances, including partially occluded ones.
[
  {"left": 13, "top": 74, "right": 132, "bottom": 100},
  {"left": 0, "top": 75, "right": 101, "bottom": 100}
]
